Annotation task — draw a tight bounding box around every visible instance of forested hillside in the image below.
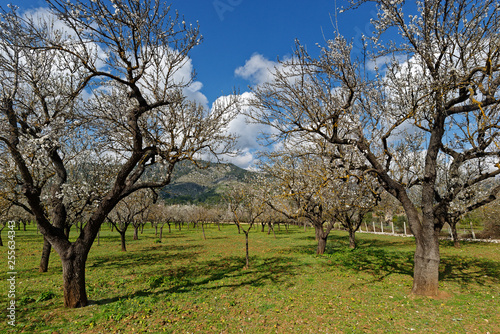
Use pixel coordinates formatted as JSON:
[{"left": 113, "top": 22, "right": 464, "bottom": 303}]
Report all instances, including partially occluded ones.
[{"left": 159, "top": 161, "right": 254, "bottom": 204}]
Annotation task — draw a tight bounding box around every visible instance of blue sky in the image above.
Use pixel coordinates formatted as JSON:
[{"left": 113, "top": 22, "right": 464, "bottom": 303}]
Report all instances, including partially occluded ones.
[{"left": 15, "top": 0, "right": 379, "bottom": 168}]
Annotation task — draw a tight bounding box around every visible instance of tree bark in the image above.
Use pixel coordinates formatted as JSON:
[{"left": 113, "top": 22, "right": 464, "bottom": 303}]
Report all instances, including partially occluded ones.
[
  {"left": 314, "top": 225, "right": 329, "bottom": 254},
  {"left": 317, "top": 233, "right": 327, "bottom": 254},
  {"left": 0, "top": 226, "right": 4, "bottom": 246},
  {"left": 159, "top": 225, "right": 163, "bottom": 241},
  {"left": 348, "top": 228, "right": 356, "bottom": 249},
  {"left": 39, "top": 237, "right": 52, "bottom": 272},
  {"left": 412, "top": 228, "right": 440, "bottom": 296},
  {"left": 450, "top": 222, "right": 460, "bottom": 248},
  {"left": 133, "top": 226, "right": 139, "bottom": 240},
  {"left": 119, "top": 232, "right": 127, "bottom": 251},
  {"left": 64, "top": 225, "right": 71, "bottom": 238},
  {"left": 201, "top": 222, "right": 206, "bottom": 240},
  {"left": 61, "top": 249, "right": 88, "bottom": 308}
]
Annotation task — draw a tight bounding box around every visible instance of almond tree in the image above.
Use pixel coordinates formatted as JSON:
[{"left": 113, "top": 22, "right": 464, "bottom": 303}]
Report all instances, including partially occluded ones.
[
  {"left": 249, "top": 0, "right": 500, "bottom": 296},
  {"left": 107, "top": 189, "right": 154, "bottom": 251},
  {"left": 225, "top": 181, "right": 265, "bottom": 268},
  {"left": 0, "top": 0, "right": 237, "bottom": 307},
  {"left": 260, "top": 148, "right": 338, "bottom": 254}
]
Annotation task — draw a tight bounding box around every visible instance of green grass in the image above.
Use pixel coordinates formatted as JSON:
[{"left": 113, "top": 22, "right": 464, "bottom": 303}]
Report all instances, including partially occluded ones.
[{"left": 1, "top": 224, "right": 499, "bottom": 333}]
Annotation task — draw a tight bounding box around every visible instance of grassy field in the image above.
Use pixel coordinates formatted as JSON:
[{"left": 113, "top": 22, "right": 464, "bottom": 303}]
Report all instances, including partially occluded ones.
[{"left": 1, "top": 223, "right": 499, "bottom": 333}]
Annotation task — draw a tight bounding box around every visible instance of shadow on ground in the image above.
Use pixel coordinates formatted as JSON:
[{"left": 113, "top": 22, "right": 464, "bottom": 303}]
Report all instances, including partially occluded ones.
[
  {"left": 92, "top": 254, "right": 299, "bottom": 306},
  {"left": 285, "top": 233, "right": 500, "bottom": 287}
]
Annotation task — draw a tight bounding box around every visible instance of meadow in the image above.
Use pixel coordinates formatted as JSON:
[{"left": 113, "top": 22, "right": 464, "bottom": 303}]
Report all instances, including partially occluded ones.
[{"left": 1, "top": 223, "right": 499, "bottom": 333}]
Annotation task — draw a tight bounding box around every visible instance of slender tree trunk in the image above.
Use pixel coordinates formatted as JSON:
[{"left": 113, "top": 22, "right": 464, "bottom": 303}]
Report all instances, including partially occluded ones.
[
  {"left": 155, "top": 223, "right": 158, "bottom": 237},
  {"left": 450, "top": 221, "right": 460, "bottom": 248},
  {"left": 159, "top": 225, "right": 163, "bottom": 241},
  {"left": 201, "top": 222, "right": 206, "bottom": 240},
  {"left": 167, "top": 222, "right": 171, "bottom": 233},
  {"left": 39, "top": 237, "right": 52, "bottom": 272},
  {"left": 218, "top": 221, "right": 221, "bottom": 231},
  {"left": 244, "top": 230, "right": 250, "bottom": 269},
  {"left": 119, "top": 232, "right": 127, "bottom": 251},
  {"left": 133, "top": 225, "right": 139, "bottom": 240},
  {"left": 61, "top": 249, "right": 88, "bottom": 308}
]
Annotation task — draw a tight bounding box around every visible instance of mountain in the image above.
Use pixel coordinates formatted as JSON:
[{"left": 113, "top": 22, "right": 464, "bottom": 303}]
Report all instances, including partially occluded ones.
[{"left": 159, "top": 160, "right": 254, "bottom": 205}]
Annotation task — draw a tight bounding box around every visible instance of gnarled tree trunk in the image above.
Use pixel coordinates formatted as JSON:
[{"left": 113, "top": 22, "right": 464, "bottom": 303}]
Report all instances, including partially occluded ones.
[
  {"left": 412, "top": 225, "right": 440, "bottom": 296},
  {"left": 61, "top": 247, "right": 89, "bottom": 308}
]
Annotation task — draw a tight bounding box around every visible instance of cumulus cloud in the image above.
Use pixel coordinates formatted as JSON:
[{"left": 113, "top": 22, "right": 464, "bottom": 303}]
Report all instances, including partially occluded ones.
[
  {"left": 208, "top": 92, "right": 279, "bottom": 169},
  {"left": 234, "top": 53, "right": 282, "bottom": 85},
  {"left": 170, "top": 57, "right": 209, "bottom": 108}
]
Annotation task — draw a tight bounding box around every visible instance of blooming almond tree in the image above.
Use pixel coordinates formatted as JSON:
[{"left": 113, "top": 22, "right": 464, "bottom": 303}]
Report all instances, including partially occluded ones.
[
  {"left": 260, "top": 147, "right": 338, "bottom": 254},
  {"left": 0, "top": 0, "right": 237, "bottom": 307},
  {"left": 249, "top": 0, "right": 500, "bottom": 296}
]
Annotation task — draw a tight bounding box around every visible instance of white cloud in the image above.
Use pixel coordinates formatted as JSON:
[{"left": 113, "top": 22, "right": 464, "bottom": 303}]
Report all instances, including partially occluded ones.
[{"left": 234, "top": 53, "right": 281, "bottom": 85}]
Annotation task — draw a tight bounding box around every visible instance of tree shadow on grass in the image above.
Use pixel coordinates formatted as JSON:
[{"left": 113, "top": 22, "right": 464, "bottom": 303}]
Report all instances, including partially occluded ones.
[
  {"left": 285, "top": 233, "right": 500, "bottom": 288},
  {"left": 92, "top": 255, "right": 299, "bottom": 306},
  {"left": 88, "top": 244, "right": 204, "bottom": 270}
]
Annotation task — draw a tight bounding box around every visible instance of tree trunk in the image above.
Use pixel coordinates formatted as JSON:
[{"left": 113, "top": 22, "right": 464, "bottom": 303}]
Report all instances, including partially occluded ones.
[
  {"left": 39, "top": 237, "right": 52, "bottom": 272},
  {"left": 450, "top": 222, "right": 460, "bottom": 248},
  {"left": 244, "top": 230, "right": 250, "bottom": 269},
  {"left": 61, "top": 251, "right": 88, "bottom": 308},
  {"left": 120, "top": 232, "right": 127, "bottom": 251},
  {"left": 167, "top": 222, "right": 171, "bottom": 233},
  {"left": 201, "top": 222, "right": 206, "bottom": 240},
  {"left": 412, "top": 232, "right": 440, "bottom": 296},
  {"left": 348, "top": 228, "right": 356, "bottom": 249},
  {"left": 317, "top": 234, "right": 327, "bottom": 254},
  {"left": 159, "top": 225, "right": 163, "bottom": 241},
  {"left": 314, "top": 224, "right": 330, "bottom": 254},
  {"left": 133, "top": 226, "right": 139, "bottom": 240}
]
